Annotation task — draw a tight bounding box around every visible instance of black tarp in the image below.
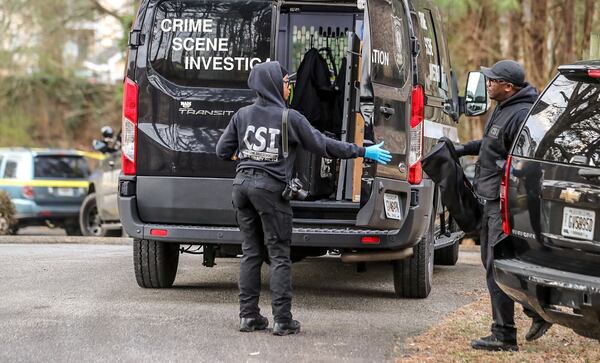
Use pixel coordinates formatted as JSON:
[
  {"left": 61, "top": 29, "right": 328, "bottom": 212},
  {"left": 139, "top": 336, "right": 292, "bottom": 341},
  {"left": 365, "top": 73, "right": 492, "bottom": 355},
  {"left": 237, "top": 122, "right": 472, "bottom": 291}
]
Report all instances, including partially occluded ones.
[{"left": 422, "top": 138, "right": 482, "bottom": 235}]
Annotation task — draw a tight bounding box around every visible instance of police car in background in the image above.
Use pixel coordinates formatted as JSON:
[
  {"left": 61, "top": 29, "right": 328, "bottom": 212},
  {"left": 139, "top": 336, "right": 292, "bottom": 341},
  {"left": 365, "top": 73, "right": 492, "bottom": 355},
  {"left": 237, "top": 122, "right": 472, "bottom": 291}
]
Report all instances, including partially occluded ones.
[
  {"left": 494, "top": 60, "right": 600, "bottom": 340},
  {"left": 0, "top": 148, "right": 89, "bottom": 235}
]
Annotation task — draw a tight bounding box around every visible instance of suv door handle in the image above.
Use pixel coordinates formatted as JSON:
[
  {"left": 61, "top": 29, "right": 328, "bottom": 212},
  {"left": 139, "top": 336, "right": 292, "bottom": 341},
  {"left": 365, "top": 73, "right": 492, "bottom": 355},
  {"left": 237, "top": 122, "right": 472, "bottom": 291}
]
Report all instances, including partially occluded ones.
[
  {"left": 578, "top": 168, "right": 600, "bottom": 180},
  {"left": 380, "top": 106, "right": 395, "bottom": 116}
]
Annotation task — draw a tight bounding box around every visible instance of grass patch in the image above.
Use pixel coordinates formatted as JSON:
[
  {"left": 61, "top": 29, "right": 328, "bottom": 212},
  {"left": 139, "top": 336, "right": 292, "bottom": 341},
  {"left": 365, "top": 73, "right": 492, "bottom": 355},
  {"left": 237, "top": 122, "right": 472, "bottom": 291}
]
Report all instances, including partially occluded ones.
[{"left": 397, "top": 294, "right": 600, "bottom": 362}]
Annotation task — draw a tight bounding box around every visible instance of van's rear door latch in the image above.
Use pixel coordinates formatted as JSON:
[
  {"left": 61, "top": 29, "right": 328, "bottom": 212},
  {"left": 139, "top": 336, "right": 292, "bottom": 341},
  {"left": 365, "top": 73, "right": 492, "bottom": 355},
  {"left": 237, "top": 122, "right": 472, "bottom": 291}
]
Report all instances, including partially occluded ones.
[{"left": 128, "top": 30, "right": 145, "bottom": 47}]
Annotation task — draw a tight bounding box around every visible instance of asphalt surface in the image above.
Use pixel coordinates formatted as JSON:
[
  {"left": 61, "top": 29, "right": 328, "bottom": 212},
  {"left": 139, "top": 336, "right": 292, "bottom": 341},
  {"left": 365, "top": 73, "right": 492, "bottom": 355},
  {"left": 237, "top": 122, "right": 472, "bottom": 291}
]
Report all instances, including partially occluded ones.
[{"left": 0, "top": 242, "right": 485, "bottom": 362}]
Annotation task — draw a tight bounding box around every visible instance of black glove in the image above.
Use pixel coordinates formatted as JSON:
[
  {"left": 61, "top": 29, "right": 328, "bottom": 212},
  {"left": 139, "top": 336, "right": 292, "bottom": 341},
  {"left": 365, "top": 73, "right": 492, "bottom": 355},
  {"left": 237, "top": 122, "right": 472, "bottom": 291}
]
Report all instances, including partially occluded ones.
[{"left": 454, "top": 144, "right": 466, "bottom": 157}]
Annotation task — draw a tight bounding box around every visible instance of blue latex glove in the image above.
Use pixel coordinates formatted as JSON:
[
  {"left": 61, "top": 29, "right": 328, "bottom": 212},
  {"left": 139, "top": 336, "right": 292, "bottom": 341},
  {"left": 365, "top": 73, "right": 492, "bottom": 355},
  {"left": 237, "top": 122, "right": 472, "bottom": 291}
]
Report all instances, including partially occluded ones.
[{"left": 364, "top": 141, "right": 392, "bottom": 165}]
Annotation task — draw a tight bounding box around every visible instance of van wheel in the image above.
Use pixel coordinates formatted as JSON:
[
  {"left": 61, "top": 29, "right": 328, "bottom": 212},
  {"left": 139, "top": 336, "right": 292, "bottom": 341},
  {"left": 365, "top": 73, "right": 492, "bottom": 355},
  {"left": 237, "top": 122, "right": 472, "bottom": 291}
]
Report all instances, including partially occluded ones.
[
  {"left": 392, "top": 213, "right": 435, "bottom": 299},
  {"left": 434, "top": 240, "right": 459, "bottom": 266},
  {"left": 133, "top": 239, "right": 180, "bottom": 288}
]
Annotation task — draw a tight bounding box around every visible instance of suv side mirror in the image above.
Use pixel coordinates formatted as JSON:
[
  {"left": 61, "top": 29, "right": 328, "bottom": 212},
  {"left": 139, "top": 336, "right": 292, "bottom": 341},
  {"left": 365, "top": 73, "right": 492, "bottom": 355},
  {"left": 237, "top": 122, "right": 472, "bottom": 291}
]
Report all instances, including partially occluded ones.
[{"left": 463, "top": 71, "right": 490, "bottom": 117}]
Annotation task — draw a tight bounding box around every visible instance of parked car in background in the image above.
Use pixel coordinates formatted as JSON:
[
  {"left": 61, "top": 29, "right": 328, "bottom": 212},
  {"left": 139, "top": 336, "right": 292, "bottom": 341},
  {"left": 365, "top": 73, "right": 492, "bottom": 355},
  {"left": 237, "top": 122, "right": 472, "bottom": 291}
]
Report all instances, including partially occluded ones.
[
  {"left": 494, "top": 60, "right": 600, "bottom": 340},
  {"left": 0, "top": 148, "right": 90, "bottom": 235},
  {"left": 79, "top": 126, "right": 123, "bottom": 237}
]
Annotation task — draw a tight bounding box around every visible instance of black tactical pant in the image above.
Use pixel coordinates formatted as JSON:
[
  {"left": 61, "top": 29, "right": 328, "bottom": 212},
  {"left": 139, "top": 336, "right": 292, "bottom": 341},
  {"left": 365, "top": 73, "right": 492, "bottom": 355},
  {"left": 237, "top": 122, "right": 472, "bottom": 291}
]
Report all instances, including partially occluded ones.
[
  {"left": 232, "top": 169, "right": 294, "bottom": 323},
  {"left": 481, "top": 200, "right": 540, "bottom": 341}
]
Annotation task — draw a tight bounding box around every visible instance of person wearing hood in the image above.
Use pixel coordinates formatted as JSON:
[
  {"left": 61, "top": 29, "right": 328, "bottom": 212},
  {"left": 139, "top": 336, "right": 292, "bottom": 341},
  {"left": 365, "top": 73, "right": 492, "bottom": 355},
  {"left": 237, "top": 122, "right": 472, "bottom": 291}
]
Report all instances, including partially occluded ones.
[
  {"left": 455, "top": 60, "right": 552, "bottom": 351},
  {"left": 216, "top": 61, "right": 391, "bottom": 336}
]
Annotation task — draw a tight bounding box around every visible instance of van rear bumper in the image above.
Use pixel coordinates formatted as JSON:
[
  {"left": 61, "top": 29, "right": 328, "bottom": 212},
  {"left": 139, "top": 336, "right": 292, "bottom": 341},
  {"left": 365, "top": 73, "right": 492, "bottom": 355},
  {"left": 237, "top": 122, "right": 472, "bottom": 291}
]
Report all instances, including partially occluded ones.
[
  {"left": 118, "top": 177, "right": 432, "bottom": 250},
  {"left": 494, "top": 258, "right": 600, "bottom": 340}
]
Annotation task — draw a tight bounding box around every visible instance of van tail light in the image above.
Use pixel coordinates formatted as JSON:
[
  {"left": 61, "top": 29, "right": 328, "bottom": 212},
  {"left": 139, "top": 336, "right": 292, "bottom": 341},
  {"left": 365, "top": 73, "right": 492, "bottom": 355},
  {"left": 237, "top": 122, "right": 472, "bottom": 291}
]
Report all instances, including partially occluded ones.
[
  {"left": 500, "top": 155, "right": 512, "bottom": 235},
  {"left": 122, "top": 77, "right": 138, "bottom": 176},
  {"left": 22, "top": 185, "right": 35, "bottom": 200},
  {"left": 408, "top": 85, "right": 424, "bottom": 184}
]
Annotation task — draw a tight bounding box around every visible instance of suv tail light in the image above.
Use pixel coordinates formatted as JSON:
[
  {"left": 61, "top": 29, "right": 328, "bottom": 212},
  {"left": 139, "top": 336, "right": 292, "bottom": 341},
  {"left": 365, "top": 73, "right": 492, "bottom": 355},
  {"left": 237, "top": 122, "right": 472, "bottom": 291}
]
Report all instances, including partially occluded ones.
[
  {"left": 122, "top": 77, "right": 138, "bottom": 175},
  {"left": 409, "top": 85, "right": 424, "bottom": 184},
  {"left": 22, "top": 185, "right": 35, "bottom": 200},
  {"left": 588, "top": 69, "right": 600, "bottom": 78},
  {"left": 500, "top": 155, "right": 512, "bottom": 235}
]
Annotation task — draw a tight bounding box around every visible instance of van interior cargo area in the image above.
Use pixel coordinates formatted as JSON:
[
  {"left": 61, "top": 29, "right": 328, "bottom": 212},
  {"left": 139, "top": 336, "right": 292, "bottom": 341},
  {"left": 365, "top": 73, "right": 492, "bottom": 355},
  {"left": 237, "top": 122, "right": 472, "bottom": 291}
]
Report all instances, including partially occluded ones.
[{"left": 276, "top": 4, "right": 373, "bottom": 219}]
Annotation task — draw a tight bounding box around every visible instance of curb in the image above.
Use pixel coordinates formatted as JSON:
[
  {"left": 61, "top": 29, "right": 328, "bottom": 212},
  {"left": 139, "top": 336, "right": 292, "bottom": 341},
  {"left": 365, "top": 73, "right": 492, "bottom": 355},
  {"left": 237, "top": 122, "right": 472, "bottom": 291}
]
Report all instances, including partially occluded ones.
[{"left": 0, "top": 235, "right": 132, "bottom": 245}]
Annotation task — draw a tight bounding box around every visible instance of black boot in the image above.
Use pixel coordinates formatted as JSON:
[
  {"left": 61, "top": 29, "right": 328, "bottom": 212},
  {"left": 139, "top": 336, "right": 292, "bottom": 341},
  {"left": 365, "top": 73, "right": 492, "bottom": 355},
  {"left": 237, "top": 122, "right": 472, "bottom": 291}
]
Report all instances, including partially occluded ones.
[
  {"left": 273, "top": 320, "right": 301, "bottom": 336},
  {"left": 525, "top": 319, "right": 552, "bottom": 341},
  {"left": 471, "top": 335, "right": 518, "bottom": 352},
  {"left": 239, "top": 315, "right": 269, "bottom": 332}
]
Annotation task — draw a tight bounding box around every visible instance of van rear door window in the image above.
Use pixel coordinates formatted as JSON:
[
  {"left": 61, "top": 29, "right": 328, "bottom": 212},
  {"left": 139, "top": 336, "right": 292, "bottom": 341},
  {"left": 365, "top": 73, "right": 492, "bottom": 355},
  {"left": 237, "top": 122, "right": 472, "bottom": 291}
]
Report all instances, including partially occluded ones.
[
  {"left": 368, "top": 0, "right": 409, "bottom": 87},
  {"left": 150, "top": 0, "right": 272, "bottom": 88},
  {"left": 513, "top": 75, "right": 600, "bottom": 167}
]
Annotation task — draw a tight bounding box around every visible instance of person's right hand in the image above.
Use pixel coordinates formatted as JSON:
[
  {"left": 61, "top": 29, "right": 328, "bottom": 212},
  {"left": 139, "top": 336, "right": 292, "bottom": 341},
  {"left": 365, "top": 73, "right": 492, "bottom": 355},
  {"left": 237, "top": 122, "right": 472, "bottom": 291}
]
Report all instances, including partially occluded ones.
[{"left": 364, "top": 141, "right": 392, "bottom": 165}]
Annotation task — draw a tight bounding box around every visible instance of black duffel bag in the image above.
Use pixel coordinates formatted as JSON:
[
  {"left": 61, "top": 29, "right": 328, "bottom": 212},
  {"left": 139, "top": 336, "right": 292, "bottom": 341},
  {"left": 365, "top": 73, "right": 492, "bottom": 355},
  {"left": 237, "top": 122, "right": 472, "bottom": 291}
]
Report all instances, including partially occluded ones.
[{"left": 422, "top": 137, "right": 482, "bottom": 235}]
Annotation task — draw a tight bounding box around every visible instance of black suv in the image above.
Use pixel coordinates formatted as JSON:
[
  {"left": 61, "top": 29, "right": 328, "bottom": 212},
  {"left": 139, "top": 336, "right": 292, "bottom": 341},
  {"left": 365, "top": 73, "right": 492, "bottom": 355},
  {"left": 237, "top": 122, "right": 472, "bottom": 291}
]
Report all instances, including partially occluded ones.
[
  {"left": 119, "top": 0, "right": 487, "bottom": 298},
  {"left": 494, "top": 60, "right": 600, "bottom": 340}
]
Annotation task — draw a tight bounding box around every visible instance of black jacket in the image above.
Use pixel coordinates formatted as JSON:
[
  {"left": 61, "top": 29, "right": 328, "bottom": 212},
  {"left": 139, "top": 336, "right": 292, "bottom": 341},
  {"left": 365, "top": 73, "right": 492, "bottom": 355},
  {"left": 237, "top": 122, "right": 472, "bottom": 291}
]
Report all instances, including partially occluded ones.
[
  {"left": 291, "top": 48, "right": 336, "bottom": 132},
  {"left": 462, "top": 85, "right": 539, "bottom": 199},
  {"left": 216, "top": 61, "right": 365, "bottom": 183},
  {"left": 423, "top": 138, "right": 482, "bottom": 234}
]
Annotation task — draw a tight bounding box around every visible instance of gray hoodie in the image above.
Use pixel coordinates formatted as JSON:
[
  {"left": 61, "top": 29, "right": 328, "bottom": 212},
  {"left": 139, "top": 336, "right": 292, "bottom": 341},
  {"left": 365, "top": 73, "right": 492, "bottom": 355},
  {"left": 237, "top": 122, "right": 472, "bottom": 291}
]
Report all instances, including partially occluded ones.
[{"left": 216, "top": 61, "right": 365, "bottom": 183}]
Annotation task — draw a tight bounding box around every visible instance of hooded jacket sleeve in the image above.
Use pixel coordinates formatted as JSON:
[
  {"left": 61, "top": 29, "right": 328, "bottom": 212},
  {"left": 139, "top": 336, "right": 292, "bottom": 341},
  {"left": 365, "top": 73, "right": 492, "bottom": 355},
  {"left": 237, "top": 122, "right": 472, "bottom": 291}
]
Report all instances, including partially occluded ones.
[
  {"left": 504, "top": 107, "right": 529, "bottom": 149},
  {"left": 461, "top": 139, "right": 482, "bottom": 156},
  {"left": 290, "top": 111, "right": 365, "bottom": 159},
  {"left": 216, "top": 114, "right": 239, "bottom": 160}
]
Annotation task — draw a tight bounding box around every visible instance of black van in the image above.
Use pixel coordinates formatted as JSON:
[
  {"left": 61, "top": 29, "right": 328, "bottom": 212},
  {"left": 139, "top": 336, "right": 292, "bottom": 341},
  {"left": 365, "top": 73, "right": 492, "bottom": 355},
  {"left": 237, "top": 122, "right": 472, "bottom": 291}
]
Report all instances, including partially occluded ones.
[
  {"left": 494, "top": 61, "right": 600, "bottom": 339},
  {"left": 119, "top": 0, "right": 487, "bottom": 298}
]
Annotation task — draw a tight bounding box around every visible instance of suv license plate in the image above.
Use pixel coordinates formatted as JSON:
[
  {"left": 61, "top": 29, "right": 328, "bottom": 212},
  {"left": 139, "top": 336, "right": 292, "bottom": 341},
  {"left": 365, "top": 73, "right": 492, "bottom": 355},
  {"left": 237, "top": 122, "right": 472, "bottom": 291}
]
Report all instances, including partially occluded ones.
[
  {"left": 384, "top": 193, "right": 401, "bottom": 220},
  {"left": 562, "top": 207, "right": 595, "bottom": 241},
  {"left": 57, "top": 188, "right": 74, "bottom": 197}
]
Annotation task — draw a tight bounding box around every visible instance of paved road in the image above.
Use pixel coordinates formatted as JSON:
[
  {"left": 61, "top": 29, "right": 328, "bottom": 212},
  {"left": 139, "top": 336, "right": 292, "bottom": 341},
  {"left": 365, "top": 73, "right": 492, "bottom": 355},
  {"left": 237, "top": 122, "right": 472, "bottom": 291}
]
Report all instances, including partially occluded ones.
[{"left": 0, "top": 243, "right": 485, "bottom": 362}]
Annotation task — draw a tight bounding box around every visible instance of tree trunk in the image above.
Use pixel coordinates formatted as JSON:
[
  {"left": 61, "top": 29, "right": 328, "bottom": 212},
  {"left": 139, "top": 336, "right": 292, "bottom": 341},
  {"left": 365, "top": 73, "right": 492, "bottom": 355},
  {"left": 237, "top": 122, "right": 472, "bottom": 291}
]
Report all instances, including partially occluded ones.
[
  {"left": 580, "top": 0, "right": 596, "bottom": 59},
  {"left": 561, "top": 0, "right": 575, "bottom": 64}
]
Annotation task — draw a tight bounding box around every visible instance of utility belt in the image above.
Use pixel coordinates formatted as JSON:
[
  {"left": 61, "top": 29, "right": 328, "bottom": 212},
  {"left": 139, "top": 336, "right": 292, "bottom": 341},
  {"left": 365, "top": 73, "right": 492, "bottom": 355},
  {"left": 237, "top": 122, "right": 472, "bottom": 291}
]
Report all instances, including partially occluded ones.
[{"left": 239, "top": 168, "right": 272, "bottom": 177}]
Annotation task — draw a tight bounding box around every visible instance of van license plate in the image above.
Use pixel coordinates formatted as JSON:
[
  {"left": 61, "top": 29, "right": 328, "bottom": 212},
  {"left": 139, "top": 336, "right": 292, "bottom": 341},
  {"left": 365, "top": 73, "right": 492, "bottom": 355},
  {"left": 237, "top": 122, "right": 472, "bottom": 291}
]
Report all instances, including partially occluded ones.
[
  {"left": 562, "top": 207, "right": 595, "bottom": 241},
  {"left": 57, "top": 188, "right": 74, "bottom": 197},
  {"left": 384, "top": 193, "right": 401, "bottom": 220}
]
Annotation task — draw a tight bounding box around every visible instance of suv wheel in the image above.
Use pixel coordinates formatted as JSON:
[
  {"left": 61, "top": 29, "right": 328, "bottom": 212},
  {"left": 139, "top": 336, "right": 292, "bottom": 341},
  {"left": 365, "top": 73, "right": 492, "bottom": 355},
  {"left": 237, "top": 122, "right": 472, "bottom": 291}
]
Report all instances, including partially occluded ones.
[
  {"left": 134, "top": 239, "right": 180, "bottom": 288},
  {"left": 392, "top": 210, "right": 435, "bottom": 299},
  {"left": 79, "top": 193, "right": 120, "bottom": 237}
]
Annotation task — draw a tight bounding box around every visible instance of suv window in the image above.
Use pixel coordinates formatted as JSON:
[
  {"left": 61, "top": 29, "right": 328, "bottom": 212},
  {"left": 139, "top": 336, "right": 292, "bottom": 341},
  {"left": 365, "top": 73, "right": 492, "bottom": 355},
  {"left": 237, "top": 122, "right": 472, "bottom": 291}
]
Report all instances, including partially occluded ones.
[
  {"left": 368, "top": 0, "right": 409, "bottom": 87},
  {"left": 513, "top": 75, "right": 600, "bottom": 167},
  {"left": 3, "top": 160, "right": 18, "bottom": 179},
  {"left": 149, "top": 0, "right": 272, "bottom": 88},
  {"left": 34, "top": 156, "right": 89, "bottom": 179}
]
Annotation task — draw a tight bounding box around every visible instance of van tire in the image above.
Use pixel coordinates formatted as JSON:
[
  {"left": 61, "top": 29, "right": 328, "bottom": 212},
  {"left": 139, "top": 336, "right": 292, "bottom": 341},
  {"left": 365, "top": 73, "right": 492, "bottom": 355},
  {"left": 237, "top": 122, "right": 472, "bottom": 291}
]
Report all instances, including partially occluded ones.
[
  {"left": 392, "top": 213, "right": 435, "bottom": 299},
  {"left": 134, "top": 239, "right": 180, "bottom": 288},
  {"left": 434, "top": 240, "right": 460, "bottom": 266}
]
